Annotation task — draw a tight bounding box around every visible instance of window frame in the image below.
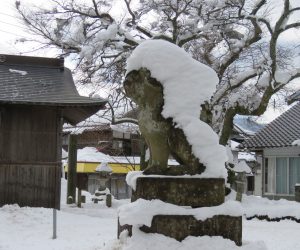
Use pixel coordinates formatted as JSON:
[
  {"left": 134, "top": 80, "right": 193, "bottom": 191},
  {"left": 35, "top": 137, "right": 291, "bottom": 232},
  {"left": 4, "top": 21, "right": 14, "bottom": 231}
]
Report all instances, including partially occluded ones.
[{"left": 265, "top": 156, "right": 300, "bottom": 196}]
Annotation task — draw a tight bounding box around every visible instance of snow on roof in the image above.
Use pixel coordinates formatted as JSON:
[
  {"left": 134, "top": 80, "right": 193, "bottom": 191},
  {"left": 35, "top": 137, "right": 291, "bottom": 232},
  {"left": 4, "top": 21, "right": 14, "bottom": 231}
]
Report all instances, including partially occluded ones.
[
  {"left": 77, "top": 147, "right": 113, "bottom": 162},
  {"left": 233, "top": 115, "right": 264, "bottom": 136},
  {"left": 9, "top": 68, "right": 27, "bottom": 76},
  {"left": 64, "top": 122, "right": 138, "bottom": 135},
  {"left": 95, "top": 162, "right": 112, "bottom": 173},
  {"left": 230, "top": 140, "right": 240, "bottom": 151},
  {"left": 232, "top": 160, "right": 252, "bottom": 174},
  {"left": 238, "top": 152, "right": 256, "bottom": 162},
  {"left": 126, "top": 39, "right": 227, "bottom": 178},
  {"left": 292, "top": 139, "right": 300, "bottom": 146},
  {"left": 287, "top": 90, "right": 300, "bottom": 104},
  {"left": 77, "top": 147, "right": 178, "bottom": 165}
]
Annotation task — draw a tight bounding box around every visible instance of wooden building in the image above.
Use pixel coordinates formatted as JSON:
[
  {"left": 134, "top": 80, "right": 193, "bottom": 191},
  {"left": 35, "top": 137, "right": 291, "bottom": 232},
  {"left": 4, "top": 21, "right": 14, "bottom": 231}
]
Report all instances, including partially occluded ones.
[
  {"left": 0, "top": 54, "right": 106, "bottom": 209},
  {"left": 63, "top": 124, "right": 141, "bottom": 156}
]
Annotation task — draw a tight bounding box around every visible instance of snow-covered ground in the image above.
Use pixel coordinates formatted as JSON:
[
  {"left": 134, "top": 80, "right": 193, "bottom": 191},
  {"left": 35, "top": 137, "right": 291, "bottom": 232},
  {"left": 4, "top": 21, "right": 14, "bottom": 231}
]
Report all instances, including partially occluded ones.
[{"left": 1, "top": 179, "right": 300, "bottom": 250}]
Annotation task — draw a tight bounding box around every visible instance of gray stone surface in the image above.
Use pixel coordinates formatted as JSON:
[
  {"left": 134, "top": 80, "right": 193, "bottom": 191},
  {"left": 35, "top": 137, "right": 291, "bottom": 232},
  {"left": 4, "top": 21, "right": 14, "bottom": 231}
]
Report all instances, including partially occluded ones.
[
  {"left": 124, "top": 68, "right": 205, "bottom": 175},
  {"left": 118, "top": 214, "right": 242, "bottom": 246},
  {"left": 132, "top": 177, "right": 225, "bottom": 207}
]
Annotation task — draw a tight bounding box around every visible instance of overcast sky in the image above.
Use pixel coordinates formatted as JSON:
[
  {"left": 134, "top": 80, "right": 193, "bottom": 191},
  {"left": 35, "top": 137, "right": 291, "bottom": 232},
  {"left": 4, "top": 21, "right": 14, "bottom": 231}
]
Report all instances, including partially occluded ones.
[
  {"left": 0, "top": 0, "right": 25, "bottom": 54},
  {"left": 0, "top": 0, "right": 58, "bottom": 56}
]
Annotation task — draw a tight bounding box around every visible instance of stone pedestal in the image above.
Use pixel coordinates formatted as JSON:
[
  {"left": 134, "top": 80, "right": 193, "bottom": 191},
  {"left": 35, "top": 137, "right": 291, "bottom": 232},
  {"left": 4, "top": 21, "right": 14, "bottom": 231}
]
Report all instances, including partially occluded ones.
[
  {"left": 119, "top": 177, "right": 242, "bottom": 246},
  {"left": 132, "top": 177, "right": 224, "bottom": 207},
  {"left": 119, "top": 214, "right": 242, "bottom": 246}
]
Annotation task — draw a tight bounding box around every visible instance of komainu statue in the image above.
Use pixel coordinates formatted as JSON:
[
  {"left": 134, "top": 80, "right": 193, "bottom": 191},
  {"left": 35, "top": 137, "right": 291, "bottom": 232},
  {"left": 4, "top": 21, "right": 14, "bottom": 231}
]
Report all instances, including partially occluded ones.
[{"left": 124, "top": 68, "right": 205, "bottom": 175}]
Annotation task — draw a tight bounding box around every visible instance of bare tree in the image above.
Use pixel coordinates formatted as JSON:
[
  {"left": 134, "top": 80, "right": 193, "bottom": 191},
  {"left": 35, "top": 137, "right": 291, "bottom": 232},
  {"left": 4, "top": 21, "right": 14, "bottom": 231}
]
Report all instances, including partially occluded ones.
[{"left": 16, "top": 0, "right": 300, "bottom": 145}]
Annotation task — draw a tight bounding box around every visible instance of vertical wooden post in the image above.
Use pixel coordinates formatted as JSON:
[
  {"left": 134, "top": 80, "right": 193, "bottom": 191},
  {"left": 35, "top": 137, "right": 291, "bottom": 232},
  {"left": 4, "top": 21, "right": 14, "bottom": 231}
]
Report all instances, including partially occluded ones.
[
  {"left": 67, "top": 134, "right": 77, "bottom": 204},
  {"left": 77, "top": 189, "right": 82, "bottom": 208},
  {"left": 53, "top": 209, "right": 57, "bottom": 239}
]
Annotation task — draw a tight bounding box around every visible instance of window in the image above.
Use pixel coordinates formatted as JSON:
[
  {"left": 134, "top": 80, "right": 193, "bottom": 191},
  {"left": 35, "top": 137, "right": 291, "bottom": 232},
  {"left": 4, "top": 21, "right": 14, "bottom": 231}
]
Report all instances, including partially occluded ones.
[
  {"left": 276, "top": 157, "right": 287, "bottom": 194},
  {"left": 247, "top": 176, "right": 254, "bottom": 192},
  {"left": 264, "top": 158, "right": 268, "bottom": 193},
  {"left": 289, "top": 157, "right": 300, "bottom": 194},
  {"left": 273, "top": 157, "right": 300, "bottom": 195}
]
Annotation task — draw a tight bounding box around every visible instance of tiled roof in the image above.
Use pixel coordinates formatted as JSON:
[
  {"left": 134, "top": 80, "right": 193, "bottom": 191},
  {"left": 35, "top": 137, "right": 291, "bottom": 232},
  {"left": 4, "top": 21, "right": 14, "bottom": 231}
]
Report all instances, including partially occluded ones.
[
  {"left": 239, "top": 102, "right": 300, "bottom": 150},
  {"left": 0, "top": 54, "right": 107, "bottom": 124}
]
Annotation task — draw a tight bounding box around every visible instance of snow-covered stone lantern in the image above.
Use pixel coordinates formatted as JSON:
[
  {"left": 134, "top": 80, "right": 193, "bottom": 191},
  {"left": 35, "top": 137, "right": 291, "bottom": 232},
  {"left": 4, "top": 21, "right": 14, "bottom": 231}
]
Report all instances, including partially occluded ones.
[
  {"left": 95, "top": 162, "right": 112, "bottom": 191},
  {"left": 94, "top": 162, "right": 113, "bottom": 207},
  {"left": 232, "top": 160, "right": 252, "bottom": 201}
]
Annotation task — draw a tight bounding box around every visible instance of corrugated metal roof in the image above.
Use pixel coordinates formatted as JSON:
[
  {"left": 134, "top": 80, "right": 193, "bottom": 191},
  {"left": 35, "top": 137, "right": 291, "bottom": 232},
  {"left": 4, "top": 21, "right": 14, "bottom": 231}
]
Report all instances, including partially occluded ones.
[
  {"left": 239, "top": 102, "right": 300, "bottom": 150},
  {"left": 0, "top": 54, "right": 107, "bottom": 124}
]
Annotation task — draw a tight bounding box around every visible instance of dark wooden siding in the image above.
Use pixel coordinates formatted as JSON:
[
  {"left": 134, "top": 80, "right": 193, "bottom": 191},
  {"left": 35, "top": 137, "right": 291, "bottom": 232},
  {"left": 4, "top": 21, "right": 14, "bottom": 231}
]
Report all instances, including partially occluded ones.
[
  {"left": 0, "top": 164, "right": 61, "bottom": 208},
  {"left": 0, "top": 105, "right": 61, "bottom": 209},
  {"left": 0, "top": 106, "right": 58, "bottom": 162}
]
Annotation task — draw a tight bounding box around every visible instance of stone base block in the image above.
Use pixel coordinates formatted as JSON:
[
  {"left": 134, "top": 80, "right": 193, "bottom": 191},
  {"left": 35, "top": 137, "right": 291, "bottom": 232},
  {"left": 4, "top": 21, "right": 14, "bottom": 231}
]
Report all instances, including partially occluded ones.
[
  {"left": 118, "top": 214, "right": 242, "bottom": 246},
  {"left": 132, "top": 177, "right": 225, "bottom": 207}
]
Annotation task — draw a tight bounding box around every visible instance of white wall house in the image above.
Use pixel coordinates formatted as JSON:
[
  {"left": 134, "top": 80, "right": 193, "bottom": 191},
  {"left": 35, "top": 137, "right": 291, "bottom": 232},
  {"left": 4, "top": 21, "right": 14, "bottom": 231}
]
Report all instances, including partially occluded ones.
[{"left": 240, "top": 102, "right": 300, "bottom": 200}]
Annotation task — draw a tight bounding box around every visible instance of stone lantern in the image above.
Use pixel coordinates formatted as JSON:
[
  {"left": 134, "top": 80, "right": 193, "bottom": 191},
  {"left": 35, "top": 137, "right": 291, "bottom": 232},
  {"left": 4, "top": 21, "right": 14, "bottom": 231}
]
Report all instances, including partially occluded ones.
[
  {"left": 94, "top": 162, "right": 113, "bottom": 207},
  {"left": 95, "top": 162, "right": 112, "bottom": 191},
  {"left": 233, "top": 160, "right": 252, "bottom": 201}
]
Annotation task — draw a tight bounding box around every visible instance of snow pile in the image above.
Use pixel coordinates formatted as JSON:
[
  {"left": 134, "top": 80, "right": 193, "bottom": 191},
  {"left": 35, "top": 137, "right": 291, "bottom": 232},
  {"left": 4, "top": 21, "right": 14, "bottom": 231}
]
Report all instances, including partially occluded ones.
[
  {"left": 118, "top": 199, "right": 242, "bottom": 228},
  {"left": 3, "top": 178, "right": 300, "bottom": 249},
  {"left": 126, "top": 171, "right": 143, "bottom": 190},
  {"left": 243, "top": 196, "right": 300, "bottom": 219},
  {"left": 0, "top": 203, "right": 119, "bottom": 250},
  {"left": 113, "top": 229, "right": 267, "bottom": 250},
  {"left": 9, "top": 68, "right": 27, "bottom": 76},
  {"left": 126, "top": 39, "right": 227, "bottom": 178},
  {"left": 227, "top": 190, "right": 300, "bottom": 220},
  {"left": 60, "top": 177, "right": 93, "bottom": 205}
]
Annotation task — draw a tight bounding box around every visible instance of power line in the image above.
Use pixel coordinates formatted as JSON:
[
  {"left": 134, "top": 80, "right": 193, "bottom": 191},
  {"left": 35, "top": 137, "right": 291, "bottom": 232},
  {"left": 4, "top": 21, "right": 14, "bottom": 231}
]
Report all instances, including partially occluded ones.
[
  {"left": 0, "top": 28, "right": 26, "bottom": 37},
  {"left": 0, "top": 20, "right": 26, "bottom": 30},
  {"left": 0, "top": 12, "right": 17, "bottom": 19}
]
